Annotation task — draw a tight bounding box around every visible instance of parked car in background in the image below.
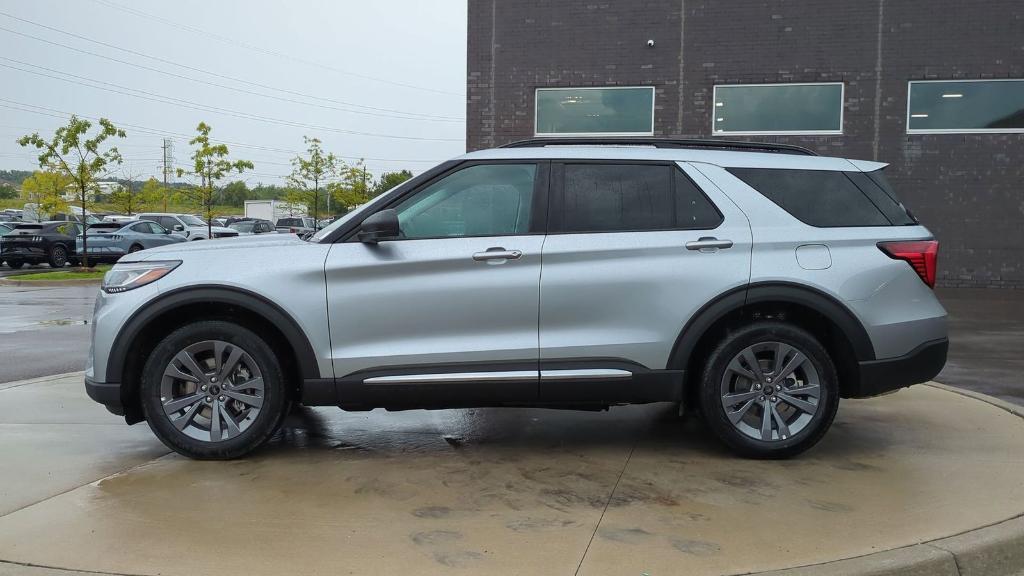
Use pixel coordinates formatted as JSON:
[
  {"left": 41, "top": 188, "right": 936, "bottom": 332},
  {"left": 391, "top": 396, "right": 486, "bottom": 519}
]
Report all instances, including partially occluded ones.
[
  {"left": 0, "top": 213, "right": 19, "bottom": 223},
  {"left": 76, "top": 220, "right": 187, "bottom": 263},
  {"left": 0, "top": 221, "right": 82, "bottom": 268},
  {"left": 0, "top": 222, "right": 12, "bottom": 236},
  {"left": 2, "top": 209, "right": 23, "bottom": 220},
  {"left": 136, "top": 213, "right": 239, "bottom": 240},
  {"left": 244, "top": 199, "right": 306, "bottom": 223},
  {"left": 228, "top": 219, "right": 276, "bottom": 235},
  {"left": 102, "top": 215, "right": 135, "bottom": 224},
  {"left": 275, "top": 216, "right": 317, "bottom": 235}
]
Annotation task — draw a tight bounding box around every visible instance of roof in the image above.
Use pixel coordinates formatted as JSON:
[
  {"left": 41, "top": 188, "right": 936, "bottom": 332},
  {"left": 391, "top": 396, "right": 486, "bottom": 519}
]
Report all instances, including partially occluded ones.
[{"left": 458, "top": 143, "right": 887, "bottom": 172}]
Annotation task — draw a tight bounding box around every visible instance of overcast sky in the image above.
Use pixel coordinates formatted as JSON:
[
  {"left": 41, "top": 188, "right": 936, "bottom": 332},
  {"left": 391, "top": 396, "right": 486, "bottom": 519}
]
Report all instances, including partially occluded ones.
[{"left": 0, "top": 0, "right": 467, "bottom": 186}]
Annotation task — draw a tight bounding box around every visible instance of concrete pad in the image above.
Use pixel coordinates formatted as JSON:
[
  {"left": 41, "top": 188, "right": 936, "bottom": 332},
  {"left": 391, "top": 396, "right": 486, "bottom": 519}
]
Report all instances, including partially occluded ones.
[
  {"left": 577, "top": 386, "right": 1024, "bottom": 575},
  {"left": 756, "top": 544, "right": 959, "bottom": 576},
  {"left": 0, "top": 376, "right": 1021, "bottom": 576}
]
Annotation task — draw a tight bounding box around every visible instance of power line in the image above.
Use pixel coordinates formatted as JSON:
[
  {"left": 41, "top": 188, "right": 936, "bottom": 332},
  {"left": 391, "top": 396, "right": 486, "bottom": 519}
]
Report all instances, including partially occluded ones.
[
  {"left": 0, "top": 99, "right": 447, "bottom": 164},
  {"left": 0, "top": 24, "right": 463, "bottom": 124},
  {"left": 0, "top": 58, "right": 464, "bottom": 142},
  {"left": 88, "top": 0, "right": 463, "bottom": 97},
  {"left": 0, "top": 12, "right": 463, "bottom": 120}
]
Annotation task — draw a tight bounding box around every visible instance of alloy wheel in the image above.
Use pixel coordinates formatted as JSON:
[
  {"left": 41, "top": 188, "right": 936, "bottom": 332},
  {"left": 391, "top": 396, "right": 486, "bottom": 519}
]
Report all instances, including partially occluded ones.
[
  {"left": 159, "top": 340, "right": 265, "bottom": 443},
  {"left": 719, "top": 341, "right": 821, "bottom": 442}
]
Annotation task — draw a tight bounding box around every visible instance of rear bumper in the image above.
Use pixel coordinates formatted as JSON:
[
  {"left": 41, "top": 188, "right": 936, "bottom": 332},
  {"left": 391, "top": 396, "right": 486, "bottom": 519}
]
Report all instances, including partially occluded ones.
[
  {"left": 851, "top": 338, "right": 948, "bottom": 398},
  {"left": 84, "top": 376, "right": 125, "bottom": 416}
]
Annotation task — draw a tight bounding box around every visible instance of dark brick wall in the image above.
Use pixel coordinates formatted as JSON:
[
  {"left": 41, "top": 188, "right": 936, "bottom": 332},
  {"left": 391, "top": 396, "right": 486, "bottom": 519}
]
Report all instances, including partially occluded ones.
[{"left": 467, "top": 0, "right": 1024, "bottom": 288}]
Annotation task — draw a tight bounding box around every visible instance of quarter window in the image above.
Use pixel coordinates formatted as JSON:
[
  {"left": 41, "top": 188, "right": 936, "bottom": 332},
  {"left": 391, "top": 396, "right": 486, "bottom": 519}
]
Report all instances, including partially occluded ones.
[
  {"left": 907, "top": 80, "right": 1024, "bottom": 133},
  {"left": 727, "top": 168, "right": 906, "bottom": 227},
  {"left": 535, "top": 87, "right": 655, "bottom": 136},
  {"left": 393, "top": 164, "right": 537, "bottom": 239},
  {"left": 712, "top": 83, "right": 844, "bottom": 135},
  {"left": 555, "top": 164, "right": 722, "bottom": 233}
]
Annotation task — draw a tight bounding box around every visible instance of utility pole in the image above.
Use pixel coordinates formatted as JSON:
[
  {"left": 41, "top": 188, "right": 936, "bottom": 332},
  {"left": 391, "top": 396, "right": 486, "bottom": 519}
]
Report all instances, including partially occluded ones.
[{"left": 161, "top": 138, "right": 174, "bottom": 212}]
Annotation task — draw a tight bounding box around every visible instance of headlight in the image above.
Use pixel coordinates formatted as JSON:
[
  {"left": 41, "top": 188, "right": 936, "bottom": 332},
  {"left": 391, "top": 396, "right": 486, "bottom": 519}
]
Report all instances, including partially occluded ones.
[{"left": 102, "top": 260, "right": 181, "bottom": 293}]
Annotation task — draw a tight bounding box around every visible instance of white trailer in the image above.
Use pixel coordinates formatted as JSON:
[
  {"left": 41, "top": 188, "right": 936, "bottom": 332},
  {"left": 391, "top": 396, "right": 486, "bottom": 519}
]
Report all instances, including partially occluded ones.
[{"left": 243, "top": 200, "right": 307, "bottom": 222}]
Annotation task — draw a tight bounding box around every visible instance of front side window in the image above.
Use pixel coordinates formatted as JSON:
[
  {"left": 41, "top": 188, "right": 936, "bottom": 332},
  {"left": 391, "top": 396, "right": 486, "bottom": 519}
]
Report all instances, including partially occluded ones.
[
  {"left": 555, "top": 164, "right": 722, "bottom": 233},
  {"left": 907, "top": 80, "right": 1024, "bottom": 133},
  {"left": 393, "top": 164, "right": 536, "bottom": 239},
  {"left": 712, "top": 83, "right": 844, "bottom": 135},
  {"left": 535, "top": 87, "right": 655, "bottom": 136}
]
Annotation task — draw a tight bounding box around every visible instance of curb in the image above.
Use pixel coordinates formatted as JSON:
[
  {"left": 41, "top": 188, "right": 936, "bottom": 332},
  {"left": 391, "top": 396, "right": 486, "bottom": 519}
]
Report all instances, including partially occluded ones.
[{"left": 0, "top": 278, "right": 101, "bottom": 287}]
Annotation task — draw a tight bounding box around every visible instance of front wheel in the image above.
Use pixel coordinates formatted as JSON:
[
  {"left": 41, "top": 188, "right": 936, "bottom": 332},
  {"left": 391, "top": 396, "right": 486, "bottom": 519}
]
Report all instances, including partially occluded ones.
[
  {"left": 699, "top": 322, "right": 839, "bottom": 459},
  {"left": 140, "top": 320, "right": 288, "bottom": 459},
  {"left": 5, "top": 259, "right": 24, "bottom": 269}
]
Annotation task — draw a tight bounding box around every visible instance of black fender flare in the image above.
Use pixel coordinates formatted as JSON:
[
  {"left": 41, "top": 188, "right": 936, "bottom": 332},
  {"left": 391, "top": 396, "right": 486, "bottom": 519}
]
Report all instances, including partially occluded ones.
[
  {"left": 104, "top": 285, "right": 321, "bottom": 384},
  {"left": 667, "top": 281, "right": 876, "bottom": 372}
]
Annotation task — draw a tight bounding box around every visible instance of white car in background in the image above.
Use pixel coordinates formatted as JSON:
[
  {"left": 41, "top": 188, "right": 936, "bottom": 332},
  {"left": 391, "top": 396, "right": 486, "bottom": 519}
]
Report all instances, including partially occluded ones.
[{"left": 136, "top": 213, "right": 239, "bottom": 240}]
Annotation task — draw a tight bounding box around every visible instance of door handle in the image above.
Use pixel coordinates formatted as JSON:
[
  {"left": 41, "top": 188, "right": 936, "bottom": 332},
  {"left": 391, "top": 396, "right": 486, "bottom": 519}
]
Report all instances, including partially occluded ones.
[
  {"left": 685, "top": 237, "right": 734, "bottom": 251},
  {"left": 472, "top": 248, "right": 523, "bottom": 261}
]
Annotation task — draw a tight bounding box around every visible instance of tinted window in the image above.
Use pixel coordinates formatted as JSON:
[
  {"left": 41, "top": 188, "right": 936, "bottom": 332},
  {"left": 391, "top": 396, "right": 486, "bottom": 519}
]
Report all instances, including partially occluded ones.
[
  {"left": 147, "top": 222, "right": 167, "bottom": 234},
  {"left": 728, "top": 168, "right": 890, "bottom": 227},
  {"left": 907, "top": 80, "right": 1024, "bottom": 132},
  {"left": 394, "top": 164, "right": 536, "bottom": 239},
  {"left": 713, "top": 84, "right": 843, "bottom": 134},
  {"left": 277, "top": 218, "right": 304, "bottom": 227},
  {"left": 846, "top": 171, "right": 916, "bottom": 225},
  {"left": 536, "top": 87, "right": 655, "bottom": 135},
  {"left": 130, "top": 223, "right": 151, "bottom": 234},
  {"left": 557, "top": 164, "right": 721, "bottom": 233}
]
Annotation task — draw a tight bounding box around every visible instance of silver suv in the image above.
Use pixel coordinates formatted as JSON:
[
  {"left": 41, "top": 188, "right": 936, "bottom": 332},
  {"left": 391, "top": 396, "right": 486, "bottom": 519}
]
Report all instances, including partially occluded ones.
[{"left": 85, "top": 139, "right": 947, "bottom": 460}]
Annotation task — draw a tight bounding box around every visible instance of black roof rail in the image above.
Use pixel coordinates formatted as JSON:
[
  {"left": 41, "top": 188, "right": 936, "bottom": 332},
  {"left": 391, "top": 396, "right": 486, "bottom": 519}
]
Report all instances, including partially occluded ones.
[{"left": 498, "top": 137, "right": 818, "bottom": 156}]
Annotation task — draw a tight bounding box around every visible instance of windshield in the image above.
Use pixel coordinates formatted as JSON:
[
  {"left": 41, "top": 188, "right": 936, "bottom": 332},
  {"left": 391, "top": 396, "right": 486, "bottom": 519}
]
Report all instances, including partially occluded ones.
[
  {"left": 230, "top": 222, "right": 254, "bottom": 232},
  {"left": 180, "top": 215, "right": 206, "bottom": 226}
]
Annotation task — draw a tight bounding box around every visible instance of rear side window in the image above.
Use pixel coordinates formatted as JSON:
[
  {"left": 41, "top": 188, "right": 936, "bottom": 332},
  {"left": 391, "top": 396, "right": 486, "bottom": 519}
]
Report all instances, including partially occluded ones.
[
  {"left": 556, "top": 164, "right": 722, "bottom": 233},
  {"left": 727, "top": 168, "right": 903, "bottom": 227}
]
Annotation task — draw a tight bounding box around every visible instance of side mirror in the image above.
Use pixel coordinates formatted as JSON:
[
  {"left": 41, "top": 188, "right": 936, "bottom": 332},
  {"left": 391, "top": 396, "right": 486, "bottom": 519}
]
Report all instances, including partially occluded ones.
[
  {"left": 173, "top": 224, "right": 184, "bottom": 232},
  {"left": 357, "top": 209, "right": 399, "bottom": 243}
]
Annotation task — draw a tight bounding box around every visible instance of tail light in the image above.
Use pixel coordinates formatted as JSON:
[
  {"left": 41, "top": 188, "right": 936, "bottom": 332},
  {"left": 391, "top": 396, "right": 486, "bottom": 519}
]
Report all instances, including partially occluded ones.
[
  {"left": 290, "top": 227, "right": 299, "bottom": 233},
  {"left": 878, "top": 240, "right": 938, "bottom": 288}
]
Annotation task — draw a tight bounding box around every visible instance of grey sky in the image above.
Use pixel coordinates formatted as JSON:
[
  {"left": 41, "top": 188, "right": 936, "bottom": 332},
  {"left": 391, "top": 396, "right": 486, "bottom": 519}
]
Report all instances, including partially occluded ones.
[{"left": 0, "top": 0, "right": 467, "bottom": 186}]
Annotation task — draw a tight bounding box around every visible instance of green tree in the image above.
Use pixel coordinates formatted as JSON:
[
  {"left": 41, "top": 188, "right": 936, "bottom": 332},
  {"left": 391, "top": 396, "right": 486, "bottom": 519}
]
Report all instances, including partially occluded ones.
[
  {"left": 0, "top": 183, "right": 17, "bottom": 200},
  {"left": 372, "top": 169, "right": 413, "bottom": 197},
  {"left": 218, "top": 180, "right": 250, "bottom": 207},
  {"left": 107, "top": 167, "right": 146, "bottom": 215},
  {"left": 329, "top": 159, "right": 372, "bottom": 212},
  {"left": 176, "top": 122, "right": 253, "bottom": 238},
  {"left": 21, "top": 169, "right": 72, "bottom": 219},
  {"left": 139, "top": 177, "right": 168, "bottom": 209},
  {"left": 19, "top": 115, "right": 125, "bottom": 267},
  {"left": 287, "top": 136, "right": 339, "bottom": 224}
]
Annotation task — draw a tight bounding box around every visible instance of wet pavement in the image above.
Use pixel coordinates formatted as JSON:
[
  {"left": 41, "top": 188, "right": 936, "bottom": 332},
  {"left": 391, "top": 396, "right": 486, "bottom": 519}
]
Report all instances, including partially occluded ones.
[
  {"left": 0, "top": 284, "right": 95, "bottom": 383},
  {"left": 0, "top": 374, "right": 1022, "bottom": 575}
]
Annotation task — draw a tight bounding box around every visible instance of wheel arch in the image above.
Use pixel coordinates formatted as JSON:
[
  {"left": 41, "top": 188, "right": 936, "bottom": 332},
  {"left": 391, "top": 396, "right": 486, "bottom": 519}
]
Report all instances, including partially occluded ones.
[
  {"left": 669, "top": 282, "right": 876, "bottom": 403},
  {"left": 107, "top": 285, "right": 320, "bottom": 423}
]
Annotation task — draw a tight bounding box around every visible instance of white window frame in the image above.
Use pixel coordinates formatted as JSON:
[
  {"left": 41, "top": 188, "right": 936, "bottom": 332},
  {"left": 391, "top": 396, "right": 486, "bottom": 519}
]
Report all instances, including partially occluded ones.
[
  {"left": 711, "top": 82, "right": 845, "bottom": 136},
  {"left": 534, "top": 86, "right": 656, "bottom": 137},
  {"left": 906, "top": 79, "right": 1024, "bottom": 134}
]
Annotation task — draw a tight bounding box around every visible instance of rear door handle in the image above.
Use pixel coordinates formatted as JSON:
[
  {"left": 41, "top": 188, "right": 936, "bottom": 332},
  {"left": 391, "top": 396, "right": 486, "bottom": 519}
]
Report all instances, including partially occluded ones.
[
  {"left": 685, "top": 237, "right": 734, "bottom": 251},
  {"left": 472, "top": 247, "right": 523, "bottom": 261}
]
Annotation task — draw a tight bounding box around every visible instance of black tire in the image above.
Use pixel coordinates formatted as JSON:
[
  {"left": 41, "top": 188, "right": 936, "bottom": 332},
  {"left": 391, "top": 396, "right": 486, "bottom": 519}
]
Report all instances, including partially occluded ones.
[
  {"left": 698, "top": 322, "right": 839, "bottom": 459},
  {"left": 47, "top": 244, "right": 68, "bottom": 268},
  {"left": 6, "top": 259, "right": 24, "bottom": 269},
  {"left": 128, "top": 244, "right": 143, "bottom": 253},
  {"left": 140, "top": 320, "right": 288, "bottom": 459}
]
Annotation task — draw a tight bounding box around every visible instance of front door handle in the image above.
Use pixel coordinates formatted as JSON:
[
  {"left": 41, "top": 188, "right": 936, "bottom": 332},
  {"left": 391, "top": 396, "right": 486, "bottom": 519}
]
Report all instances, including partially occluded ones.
[
  {"left": 472, "top": 247, "right": 523, "bottom": 261},
  {"left": 685, "top": 237, "right": 734, "bottom": 251}
]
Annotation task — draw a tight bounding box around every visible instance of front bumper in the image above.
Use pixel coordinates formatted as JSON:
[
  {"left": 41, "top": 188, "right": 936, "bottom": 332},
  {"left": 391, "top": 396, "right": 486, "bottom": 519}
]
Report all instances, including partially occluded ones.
[
  {"left": 851, "top": 338, "right": 949, "bottom": 398},
  {"left": 85, "top": 376, "right": 125, "bottom": 416}
]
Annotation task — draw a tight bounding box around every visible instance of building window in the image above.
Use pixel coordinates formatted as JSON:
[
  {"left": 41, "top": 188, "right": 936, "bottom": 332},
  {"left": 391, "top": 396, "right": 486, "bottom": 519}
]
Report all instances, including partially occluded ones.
[
  {"left": 907, "top": 80, "right": 1024, "bottom": 133},
  {"left": 535, "top": 87, "right": 655, "bottom": 136},
  {"left": 712, "top": 83, "right": 844, "bottom": 135}
]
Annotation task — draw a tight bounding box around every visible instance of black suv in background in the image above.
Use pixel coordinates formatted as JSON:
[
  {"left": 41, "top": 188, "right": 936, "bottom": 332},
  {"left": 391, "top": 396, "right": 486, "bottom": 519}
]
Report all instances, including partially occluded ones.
[{"left": 1, "top": 221, "right": 83, "bottom": 268}]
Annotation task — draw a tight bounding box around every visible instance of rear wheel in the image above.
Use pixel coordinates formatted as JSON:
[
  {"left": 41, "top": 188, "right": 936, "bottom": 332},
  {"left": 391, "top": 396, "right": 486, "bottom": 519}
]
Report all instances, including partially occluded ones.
[
  {"left": 47, "top": 245, "right": 68, "bottom": 268},
  {"left": 5, "top": 259, "right": 24, "bottom": 269},
  {"left": 128, "top": 244, "right": 143, "bottom": 253},
  {"left": 699, "top": 322, "right": 839, "bottom": 459},
  {"left": 140, "top": 320, "right": 288, "bottom": 459}
]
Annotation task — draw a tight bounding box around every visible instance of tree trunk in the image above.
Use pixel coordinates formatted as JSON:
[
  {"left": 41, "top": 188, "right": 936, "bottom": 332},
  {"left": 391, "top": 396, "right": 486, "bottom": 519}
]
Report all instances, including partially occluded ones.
[{"left": 80, "top": 185, "right": 89, "bottom": 268}]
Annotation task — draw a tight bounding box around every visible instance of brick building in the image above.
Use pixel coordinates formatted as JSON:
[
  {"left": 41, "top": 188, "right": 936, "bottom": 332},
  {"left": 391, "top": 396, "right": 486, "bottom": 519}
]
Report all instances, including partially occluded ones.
[{"left": 466, "top": 1, "right": 1024, "bottom": 288}]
